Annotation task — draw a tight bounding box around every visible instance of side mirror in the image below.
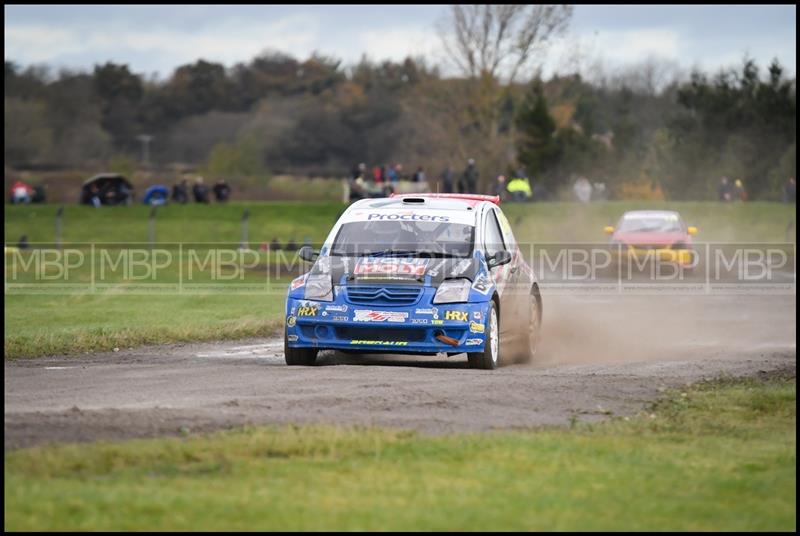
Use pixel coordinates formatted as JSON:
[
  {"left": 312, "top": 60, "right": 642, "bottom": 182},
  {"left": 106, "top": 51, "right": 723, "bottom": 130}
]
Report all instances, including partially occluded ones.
[
  {"left": 687, "top": 226, "right": 698, "bottom": 236},
  {"left": 487, "top": 250, "right": 512, "bottom": 269},
  {"left": 298, "top": 245, "right": 318, "bottom": 262},
  {"left": 604, "top": 226, "right": 615, "bottom": 235}
]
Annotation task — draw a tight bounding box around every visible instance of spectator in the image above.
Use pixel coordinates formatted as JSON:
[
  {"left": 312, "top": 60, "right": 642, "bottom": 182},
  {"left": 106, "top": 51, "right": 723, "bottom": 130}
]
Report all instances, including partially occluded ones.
[
  {"left": 10, "top": 180, "right": 34, "bottom": 204},
  {"left": 351, "top": 162, "right": 367, "bottom": 181},
  {"left": 285, "top": 238, "right": 298, "bottom": 251},
  {"left": 784, "top": 177, "right": 796, "bottom": 203},
  {"left": 269, "top": 237, "right": 282, "bottom": 251},
  {"left": 507, "top": 176, "right": 533, "bottom": 202},
  {"left": 172, "top": 179, "right": 189, "bottom": 204},
  {"left": 372, "top": 165, "right": 383, "bottom": 184},
  {"left": 89, "top": 183, "right": 102, "bottom": 208},
  {"left": 573, "top": 176, "right": 592, "bottom": 203},
  {"left": 412, "top": 166, "right": 426, "bottom": 183},
  {"left": 592, "top": 182, "right": 608, "bottom": 201},
  {"left": 387, "top": 164, "right": 398, "bottom": 184},
  {"left": 117, "top": 181, "right": 132, "bottom": 205},
  {"left": 348, "top": 173, "right": 368, "bottom": 201},
  {"left": 395, "top": 163, "right": 404, "bottom": 181},
  {"left": 461, "top": 159, "right": 478, "bottom": 193},
  {"left": 492, "top": 174, "right": 508, "bottom": 199},
  {"left": 213, "top": 179, "right": 231, "bottom": 202},
  {"left": 440, "top": 165, "right": 454, "bottom": 193},
  {"left": 193, "top": 176, "right": 210, "bottom": 203},
  {"left": 32, "top": 184, "right": 47, "bottom": 204},
  {"left": 733, "top": 179, "right": 747, "bottom": 202},
  {"left": 718, "top": 176, "right": 732, "bottom": 202}
]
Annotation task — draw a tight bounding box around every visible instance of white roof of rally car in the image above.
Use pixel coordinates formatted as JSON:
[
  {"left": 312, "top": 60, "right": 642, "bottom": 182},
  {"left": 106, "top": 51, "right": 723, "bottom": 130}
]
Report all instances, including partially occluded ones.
[{"left": 342, "top": 196, "right": 492, "bottom": 225}]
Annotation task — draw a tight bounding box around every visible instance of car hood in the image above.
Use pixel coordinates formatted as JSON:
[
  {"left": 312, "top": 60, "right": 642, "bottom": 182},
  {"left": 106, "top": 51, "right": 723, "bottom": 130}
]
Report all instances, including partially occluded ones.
[
  {"left": 614, "top": 231, "right": 689, "bottom": 246},
  {"left": 309, "top": 255, "right": 481, "bottom": 287}
]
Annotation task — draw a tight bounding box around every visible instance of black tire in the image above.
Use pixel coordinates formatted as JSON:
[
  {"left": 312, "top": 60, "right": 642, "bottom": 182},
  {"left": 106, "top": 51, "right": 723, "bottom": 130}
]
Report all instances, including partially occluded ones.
[
  {"left": 467, "top": 302, "right": 500, "bottom": 370},
  {"left": 284, "top": 328, "right": 318, "bottom": 366},
  {"left": 518, "top": 288, "right": 543, "bottom": 364}
]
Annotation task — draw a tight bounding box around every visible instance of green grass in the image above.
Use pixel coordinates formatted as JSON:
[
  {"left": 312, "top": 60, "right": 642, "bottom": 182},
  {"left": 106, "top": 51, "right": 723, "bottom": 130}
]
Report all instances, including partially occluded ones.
[
  {"left": 4, "top": 375, "right": 795, "bottom": 531},
  {"left": 5, "top": 200, "right": 796, "bottom": 245},
  {"left": 5, "top": 201, "right": 796, "bottom": 358},
  {"left": 4, "top": 294, "right": 286, "bottom": 358}
]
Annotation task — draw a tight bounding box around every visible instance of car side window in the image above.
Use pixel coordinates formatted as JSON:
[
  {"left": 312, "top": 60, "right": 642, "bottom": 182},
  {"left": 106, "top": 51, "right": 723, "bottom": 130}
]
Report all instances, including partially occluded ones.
[
  {"left": 483, "top": 209, "right": 506, "bottom": 258},
  {"left": 494, "top": 209, "right": 517, "bottom": 250}
]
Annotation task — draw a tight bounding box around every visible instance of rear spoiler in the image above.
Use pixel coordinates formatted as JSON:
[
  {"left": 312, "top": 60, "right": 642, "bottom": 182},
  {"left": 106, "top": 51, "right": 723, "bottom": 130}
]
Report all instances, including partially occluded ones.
[{"left": 390, "top": 193, "right": 501, "bottom": 205}]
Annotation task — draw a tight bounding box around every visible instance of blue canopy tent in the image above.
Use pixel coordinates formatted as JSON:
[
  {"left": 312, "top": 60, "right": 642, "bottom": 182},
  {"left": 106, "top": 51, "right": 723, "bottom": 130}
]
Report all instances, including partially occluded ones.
[{"left": 143, "top": 185, "right": 169, "bottom": 206}]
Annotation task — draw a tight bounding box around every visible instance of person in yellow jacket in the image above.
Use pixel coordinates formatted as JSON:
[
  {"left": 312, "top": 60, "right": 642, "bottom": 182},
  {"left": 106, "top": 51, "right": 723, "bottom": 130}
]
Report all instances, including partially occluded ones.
[{"left": 507, "top": 175, "right": 532, "bottom": 202}]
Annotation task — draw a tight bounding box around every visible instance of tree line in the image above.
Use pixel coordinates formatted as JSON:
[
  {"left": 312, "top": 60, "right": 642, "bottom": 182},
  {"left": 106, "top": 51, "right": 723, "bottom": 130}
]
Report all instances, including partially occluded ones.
[{"left": 5, "top": 48, "right": 795, "bottom": 200}]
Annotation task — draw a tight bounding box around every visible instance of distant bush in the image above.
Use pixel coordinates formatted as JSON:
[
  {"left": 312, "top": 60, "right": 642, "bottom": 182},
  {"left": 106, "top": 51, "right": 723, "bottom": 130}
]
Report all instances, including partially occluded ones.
[{"left": 615, "top": 180, "right": 666, "bottom": 201}]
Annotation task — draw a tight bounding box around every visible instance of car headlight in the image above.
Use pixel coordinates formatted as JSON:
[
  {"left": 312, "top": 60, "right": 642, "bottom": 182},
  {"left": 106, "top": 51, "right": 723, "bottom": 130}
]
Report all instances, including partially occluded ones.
[
  {"left": 433, "top": 278, "right": 471, "bottom": 304},
  {"left": 304, "top": 274, "right": 333, "bottom": 301}
]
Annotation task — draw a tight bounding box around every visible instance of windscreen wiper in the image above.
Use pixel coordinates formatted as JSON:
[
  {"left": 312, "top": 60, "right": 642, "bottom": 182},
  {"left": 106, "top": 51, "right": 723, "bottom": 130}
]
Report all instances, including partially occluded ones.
[{"left": 362, "top": 249, "right": 419, "bottom": 257}]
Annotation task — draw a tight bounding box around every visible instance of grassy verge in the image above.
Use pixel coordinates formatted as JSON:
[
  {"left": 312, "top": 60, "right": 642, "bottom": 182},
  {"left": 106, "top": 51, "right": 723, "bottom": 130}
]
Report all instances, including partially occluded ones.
[
  {"left": 4, "top": 374, "right": 796, "bottom": 531},
  {"left": 4, "top": 294, "right": 286, "bottom": 358},
  {"left": 6, "top": 201, "right": 796, "bottom": 245}
]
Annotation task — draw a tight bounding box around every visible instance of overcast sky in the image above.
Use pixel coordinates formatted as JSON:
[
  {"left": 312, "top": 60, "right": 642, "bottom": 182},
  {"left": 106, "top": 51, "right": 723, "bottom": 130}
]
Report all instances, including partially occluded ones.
[{"left": 5, "top": 4, "right": 796, "bottom": 80}]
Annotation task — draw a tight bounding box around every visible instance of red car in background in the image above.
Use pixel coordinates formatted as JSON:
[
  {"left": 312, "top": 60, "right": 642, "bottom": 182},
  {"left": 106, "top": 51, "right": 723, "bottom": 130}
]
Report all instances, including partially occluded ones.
[{"left": 605, "top": 210, "right": 699, "bottom": 268}]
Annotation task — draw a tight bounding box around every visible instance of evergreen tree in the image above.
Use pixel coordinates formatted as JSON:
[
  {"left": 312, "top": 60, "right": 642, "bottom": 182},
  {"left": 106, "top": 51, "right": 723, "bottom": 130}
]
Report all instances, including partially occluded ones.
[{"left": 515, "top": 82, "right": 559, "bottom": 179}]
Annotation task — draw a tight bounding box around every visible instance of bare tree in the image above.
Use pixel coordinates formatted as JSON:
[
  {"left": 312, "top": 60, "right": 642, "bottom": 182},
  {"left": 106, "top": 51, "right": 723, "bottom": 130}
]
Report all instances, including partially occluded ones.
[
  {"left": 439, "top": 5, "right": 573, "bottom": 84},
  {"left": 436, "top": 5, "right": 573, "bottom": 190}
]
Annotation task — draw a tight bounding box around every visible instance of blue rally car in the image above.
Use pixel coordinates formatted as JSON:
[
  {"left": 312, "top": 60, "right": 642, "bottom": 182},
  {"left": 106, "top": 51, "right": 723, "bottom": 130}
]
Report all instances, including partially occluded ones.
[{"left": 284, "top": 193, "right": 542, "bottom": 369}]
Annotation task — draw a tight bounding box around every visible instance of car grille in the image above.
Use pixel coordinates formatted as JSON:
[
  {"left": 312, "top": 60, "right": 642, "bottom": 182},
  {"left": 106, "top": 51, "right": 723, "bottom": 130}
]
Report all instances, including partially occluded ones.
[
  {"left": 335, "top": 326, "right": 426, "bottom": 342},
  {"left": 345, "top": 285, "right": 422, "bottom": 306},
  {"left": 629, "top": 244, "right": 669, "bottom": 250}
]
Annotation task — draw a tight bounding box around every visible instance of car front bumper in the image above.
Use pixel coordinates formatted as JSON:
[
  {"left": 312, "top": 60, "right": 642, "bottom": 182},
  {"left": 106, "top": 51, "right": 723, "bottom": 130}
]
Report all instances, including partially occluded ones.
[
  {"left": 612, "top": 247, "right": 695, "bottom": 267},
  {"left": 285, "top": 296, "right": 490, "bottom": 354}
]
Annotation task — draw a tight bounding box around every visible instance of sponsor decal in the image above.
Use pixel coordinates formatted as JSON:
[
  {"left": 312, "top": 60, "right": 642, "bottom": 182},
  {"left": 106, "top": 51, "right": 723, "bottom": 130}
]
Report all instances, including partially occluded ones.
[
  {"left": 354, "top": 258, "right": 429, "bottom": 278},
  {"left": 325, "top": 304, "right": 348, "bottom": 313},
  {"left": 411, "top": 318, "right": 429, "bottom": 324},
  {"left": 287, "top": 334, "right": 299, "bottom": 342},
  {"left": 290, "top": 276, "right": 306, "bottom": 290},
  {"left": 415, "top": 307, "right": 439, "bottom": 317},
  {"left": 428, "top": 259, "right": 446, "bottom": 277},
  {"left": 354, "top": 309, "right": 409, "bottom": 323},
  {"left": 450, "top": 258, "right": 472, "bottom": 277},
  {"left": 472, "top": 311, "right": 482, "bottom": 320},
  {"left": 469, "top": 321, "right": 485, "bottom": 334},
  {"left": 297, "top": 305, "right": 318, "bottom": 317},
  {"left": 350, "top": 340, "right": 409, "bottom": 346},
  {"left": 367, "top": 212, "right": 450, "bottom": 222},
  {"left": 472, "top": 273, "right": 492, "bottom": 294},
  {"left": 465, "top": 338, "right": 483, "bottom": 346},
  {"left": 444, "top": 310, "right": 468, "bottom": 322},
  {"left": 332, "top": 315, "right": 348, "bottom": 322},
  {"left": 286, "top": 316, "right": 296, "bottom": 327},
  {"left": 432, "top": 319, "right": 444, "bottom": 325}
]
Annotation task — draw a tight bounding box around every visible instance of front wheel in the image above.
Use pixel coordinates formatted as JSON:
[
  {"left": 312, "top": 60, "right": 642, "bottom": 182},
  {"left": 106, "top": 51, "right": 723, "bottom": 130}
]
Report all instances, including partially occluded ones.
[
  {"left": 518, "top": 289, "right": 542, "bottom": 364},
  {"left": 467, "top": 302, "right": 500, "bottom": 370},
  {"left": 284, "top": 329, "right": 318, "bottom": 366}
]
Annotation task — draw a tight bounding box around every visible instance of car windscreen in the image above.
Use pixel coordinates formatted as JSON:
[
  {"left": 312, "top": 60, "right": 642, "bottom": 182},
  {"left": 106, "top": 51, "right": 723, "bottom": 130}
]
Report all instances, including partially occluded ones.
[
  {"left": 618, "top": 214, "right": 683, "bottom": 233},
  {"left": 330, "top": 220, "right": 474, "bottom": 258}
]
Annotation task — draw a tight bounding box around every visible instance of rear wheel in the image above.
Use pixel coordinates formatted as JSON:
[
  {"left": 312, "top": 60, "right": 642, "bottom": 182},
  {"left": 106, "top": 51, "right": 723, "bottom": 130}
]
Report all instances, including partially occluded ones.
[
  {"left": 467, "top": 302, "right": 500, "bottom": 370},
  {"left": 518, "top": 289, "right": 542, "bottom": 364},
  {"left": 284, "top": 328, "right": 317, "bottom": 366}
]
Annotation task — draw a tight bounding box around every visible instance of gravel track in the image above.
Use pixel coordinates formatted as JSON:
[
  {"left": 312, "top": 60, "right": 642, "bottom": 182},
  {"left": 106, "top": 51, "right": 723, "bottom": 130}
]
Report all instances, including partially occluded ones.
[{"left": 5, "top": 294, "right": 795, "bottom": 449}]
